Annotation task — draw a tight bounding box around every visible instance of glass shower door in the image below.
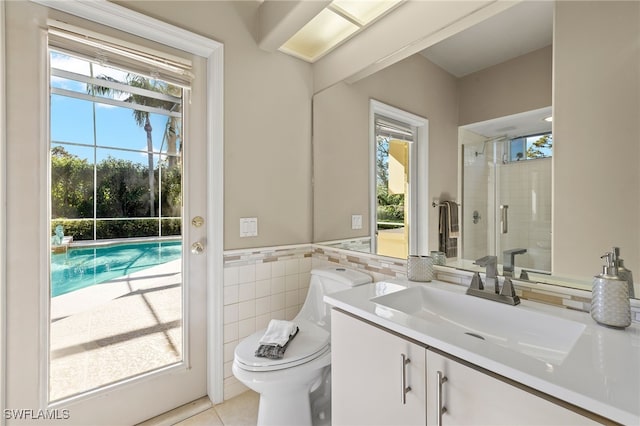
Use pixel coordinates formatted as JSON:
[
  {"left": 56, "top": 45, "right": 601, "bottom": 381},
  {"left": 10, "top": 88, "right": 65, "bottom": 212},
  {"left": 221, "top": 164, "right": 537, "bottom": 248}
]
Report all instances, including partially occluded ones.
[
  {"left": 462, "top": 135, "right": 552, "bottom": 274},
  {"left": 495, "top": 141, "right": 552, "bottom": 273}
]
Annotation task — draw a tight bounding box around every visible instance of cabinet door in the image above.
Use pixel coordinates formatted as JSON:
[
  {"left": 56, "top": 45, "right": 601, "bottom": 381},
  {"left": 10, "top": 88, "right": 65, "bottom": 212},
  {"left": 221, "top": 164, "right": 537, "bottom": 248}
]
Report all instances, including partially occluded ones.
[
  {"left": 426, "top": 350, "right": 598, "bottom": 425},
  {"left": 332, "top": 310, "right": 426, "bottom": 426}
]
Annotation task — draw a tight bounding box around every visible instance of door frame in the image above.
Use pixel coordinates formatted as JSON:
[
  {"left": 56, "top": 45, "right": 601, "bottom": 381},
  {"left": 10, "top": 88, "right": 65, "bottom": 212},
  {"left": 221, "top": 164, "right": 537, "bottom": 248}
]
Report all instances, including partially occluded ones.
[
  {"left": 3, "top": 0, "right": 225, "bottom": 408},
  {"left": 1, "top": 0, "right": 7, "bottom": 419},
  {"left": 369, "top": 99, "right": 429, "bottom": 257}
]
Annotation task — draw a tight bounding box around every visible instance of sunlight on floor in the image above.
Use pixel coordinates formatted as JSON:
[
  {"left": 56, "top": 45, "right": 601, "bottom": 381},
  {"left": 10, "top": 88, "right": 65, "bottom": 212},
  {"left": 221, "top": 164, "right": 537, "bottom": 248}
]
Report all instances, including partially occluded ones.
[{"left": 49, "top": 260, "right": 182, "bottom": 401}]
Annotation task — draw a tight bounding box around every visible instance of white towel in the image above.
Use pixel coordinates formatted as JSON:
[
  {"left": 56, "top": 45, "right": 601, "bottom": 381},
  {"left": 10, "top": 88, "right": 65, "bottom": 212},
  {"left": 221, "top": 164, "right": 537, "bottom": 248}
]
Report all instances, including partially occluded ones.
[{"left": 258, "top": 319, "right": 298, "bottom": 347}]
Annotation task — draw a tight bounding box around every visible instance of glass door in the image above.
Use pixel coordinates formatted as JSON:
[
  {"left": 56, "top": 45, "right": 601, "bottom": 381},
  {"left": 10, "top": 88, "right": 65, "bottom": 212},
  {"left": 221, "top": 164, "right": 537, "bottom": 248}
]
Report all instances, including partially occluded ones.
[
  {"left": 48, "top": 49, "right": 190, "bottom": 401},
  {"left": 374, "top": 115, "right": 414, "bottom": 259},
  {"left": 496, "top": 134, "right": 553, "bottom": 273},
  {"left": 4, "top": 4, "right": 215, "bottom": 423},
  {"left": 461, "top": 134, "right": 552, "bottom": 273}
]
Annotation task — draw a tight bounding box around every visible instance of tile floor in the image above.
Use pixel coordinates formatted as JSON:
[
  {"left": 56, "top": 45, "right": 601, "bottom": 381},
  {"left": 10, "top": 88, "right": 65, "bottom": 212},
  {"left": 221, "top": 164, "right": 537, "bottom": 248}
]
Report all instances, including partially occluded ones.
[{"left": 139, "top": 391, "right": 259, "bottom": 426}]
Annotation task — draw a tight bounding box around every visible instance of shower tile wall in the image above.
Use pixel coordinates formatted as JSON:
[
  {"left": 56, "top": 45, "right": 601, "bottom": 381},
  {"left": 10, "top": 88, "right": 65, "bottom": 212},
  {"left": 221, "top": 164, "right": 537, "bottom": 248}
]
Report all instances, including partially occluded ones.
[
  {"left": 222, "top": 246, "right": 312, "bottom": 400},
  {"left": 499, "top": 158, "right": 552, "bottom": 271},
  {"left": 462, "top": 140, "right": 491, "bottom": 261},
  {"left": 462, "top": 134, "right": 552, "bottom": 271}
]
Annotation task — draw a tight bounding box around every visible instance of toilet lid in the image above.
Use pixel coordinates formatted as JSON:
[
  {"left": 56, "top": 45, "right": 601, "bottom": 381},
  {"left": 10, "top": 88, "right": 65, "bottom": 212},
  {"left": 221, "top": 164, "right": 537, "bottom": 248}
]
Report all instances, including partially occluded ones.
[{"left": 234, "top": 319, "right": 330, "bottom": 372}]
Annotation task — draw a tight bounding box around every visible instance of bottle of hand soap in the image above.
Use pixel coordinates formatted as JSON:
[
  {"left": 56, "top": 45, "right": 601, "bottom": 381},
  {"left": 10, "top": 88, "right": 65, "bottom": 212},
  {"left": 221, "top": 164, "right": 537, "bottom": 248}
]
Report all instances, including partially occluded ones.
[
  {"left": 612, "top": 247, "right": 635, "bottom": 298},
  {"left": 591, "top": 252, "right": 631, "bottom": 328}
]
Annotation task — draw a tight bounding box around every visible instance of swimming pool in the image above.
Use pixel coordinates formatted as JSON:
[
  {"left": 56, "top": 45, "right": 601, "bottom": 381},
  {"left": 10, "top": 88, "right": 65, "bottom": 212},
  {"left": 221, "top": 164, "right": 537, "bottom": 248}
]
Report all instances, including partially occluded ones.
[{"left": 51, "top": 240, "right": 182, "bottom": 297}]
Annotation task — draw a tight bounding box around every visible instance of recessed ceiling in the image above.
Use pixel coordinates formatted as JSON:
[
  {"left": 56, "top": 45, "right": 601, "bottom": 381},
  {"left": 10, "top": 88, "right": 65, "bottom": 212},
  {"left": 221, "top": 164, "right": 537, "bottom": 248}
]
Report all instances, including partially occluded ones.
[
  {"left": 420, "top": 1, "right": 553, "bottom": 77},
  {"left": 461, "top": 106, "right": 552, "bottom": 139}
]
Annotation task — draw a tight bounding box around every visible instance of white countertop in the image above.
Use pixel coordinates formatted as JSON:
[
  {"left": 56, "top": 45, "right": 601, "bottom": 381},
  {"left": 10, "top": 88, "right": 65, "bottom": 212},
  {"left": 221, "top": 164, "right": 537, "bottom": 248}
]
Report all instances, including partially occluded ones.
[{"left": 325, "top": 279, "right": 640, "bottom": 425}]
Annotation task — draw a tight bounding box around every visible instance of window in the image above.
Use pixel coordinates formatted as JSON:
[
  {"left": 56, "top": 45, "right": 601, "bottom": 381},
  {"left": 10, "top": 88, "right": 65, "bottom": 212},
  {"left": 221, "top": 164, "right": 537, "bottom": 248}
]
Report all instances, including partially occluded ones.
[
  {"left": 508, "top": 132, "right": 553, "bottom": 162},
  {"left": 49, "top": 49, "right": 185, "bottom": 240}
]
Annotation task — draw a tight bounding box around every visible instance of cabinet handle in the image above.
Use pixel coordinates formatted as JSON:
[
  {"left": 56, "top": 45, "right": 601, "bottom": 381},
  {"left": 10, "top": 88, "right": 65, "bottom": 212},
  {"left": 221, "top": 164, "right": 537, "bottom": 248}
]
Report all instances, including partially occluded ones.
[
  {"left": 401, "top": 354, "right": 412, "bottom": 404},
  {"left": 437, "top": 370, "right": 448, "bottom": 426}
]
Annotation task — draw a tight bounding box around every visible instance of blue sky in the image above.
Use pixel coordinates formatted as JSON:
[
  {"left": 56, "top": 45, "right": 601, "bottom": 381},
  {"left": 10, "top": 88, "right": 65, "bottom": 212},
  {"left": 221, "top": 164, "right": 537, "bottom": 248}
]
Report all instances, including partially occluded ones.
[{"left": 50, "top": 51, "right": 179, "bottom": 167}]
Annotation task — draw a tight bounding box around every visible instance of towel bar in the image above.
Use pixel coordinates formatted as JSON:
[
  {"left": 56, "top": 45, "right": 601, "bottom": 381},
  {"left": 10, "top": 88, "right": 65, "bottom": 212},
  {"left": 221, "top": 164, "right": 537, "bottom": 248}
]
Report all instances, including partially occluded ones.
[{"left": 432, "top": 200, "right": 459, "bottom": 208}]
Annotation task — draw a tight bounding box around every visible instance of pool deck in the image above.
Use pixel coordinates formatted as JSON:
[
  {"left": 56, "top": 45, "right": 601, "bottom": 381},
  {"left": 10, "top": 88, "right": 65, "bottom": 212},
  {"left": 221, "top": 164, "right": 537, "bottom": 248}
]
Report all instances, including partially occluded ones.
[
  {"left": 50, "top": 259, "right": 182, "bottom": 401},
  {"left": 51, "top": 259, "right": 181, "bottom": 321}
]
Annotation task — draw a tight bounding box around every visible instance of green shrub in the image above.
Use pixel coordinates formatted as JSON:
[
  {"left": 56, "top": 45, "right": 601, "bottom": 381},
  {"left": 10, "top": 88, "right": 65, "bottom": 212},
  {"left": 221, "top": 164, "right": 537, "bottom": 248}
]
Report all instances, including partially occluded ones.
[
  {"left": 51, "top": 218, "right": 182, "bottom": 240},
  {"left": 377, "top": 205, "right": 404, "bottom": 223}
]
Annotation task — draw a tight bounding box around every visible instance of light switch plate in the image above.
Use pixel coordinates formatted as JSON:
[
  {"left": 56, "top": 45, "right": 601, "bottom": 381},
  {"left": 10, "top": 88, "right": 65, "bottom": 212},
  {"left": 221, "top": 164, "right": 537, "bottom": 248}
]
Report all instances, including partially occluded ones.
[
  {"left": 240, "top": 217, "right": 258, "bottom": 237},
  {"left": 351, "top": 214, "right": 363, "bottom": 230}
]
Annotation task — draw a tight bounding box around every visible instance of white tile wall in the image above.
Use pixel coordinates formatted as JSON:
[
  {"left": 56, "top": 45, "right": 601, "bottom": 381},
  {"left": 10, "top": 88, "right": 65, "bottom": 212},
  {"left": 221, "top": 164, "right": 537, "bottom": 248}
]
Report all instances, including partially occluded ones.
[
  {"left": 461, "top": 138, "right": 493, "bottom": 261},
  {"left": 498, "top": 158, "right": 552, "bottom": 271},
  {"left": 222, "top": 247, "right": 312, "bottom": 400}
]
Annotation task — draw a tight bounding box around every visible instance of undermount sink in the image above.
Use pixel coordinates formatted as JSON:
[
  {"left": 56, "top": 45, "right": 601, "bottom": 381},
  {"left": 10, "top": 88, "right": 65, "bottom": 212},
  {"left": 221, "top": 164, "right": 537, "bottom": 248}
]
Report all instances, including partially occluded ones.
[{"left": 371, "top": 284, "right": 586, "bottom": 365}]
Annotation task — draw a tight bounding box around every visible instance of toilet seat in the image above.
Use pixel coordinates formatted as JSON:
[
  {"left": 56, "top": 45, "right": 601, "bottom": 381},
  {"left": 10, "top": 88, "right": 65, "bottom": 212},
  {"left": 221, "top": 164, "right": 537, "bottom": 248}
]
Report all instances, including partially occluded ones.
[{"left": 234, "top": 319, "right": 330, "bottom": 372}]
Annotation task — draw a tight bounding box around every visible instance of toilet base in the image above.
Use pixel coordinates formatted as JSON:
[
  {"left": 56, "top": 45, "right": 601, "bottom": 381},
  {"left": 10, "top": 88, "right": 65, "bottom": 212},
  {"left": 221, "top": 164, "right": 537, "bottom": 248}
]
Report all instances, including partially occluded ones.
[
  {"left": 232, "top": 352, "right": 331, "bottom": 426},
  {"left": 309, "top": 366, "right": 331, "bottom": 426},
  {"left": 257, "top": 390, "right": 312, "bottom": 426}
]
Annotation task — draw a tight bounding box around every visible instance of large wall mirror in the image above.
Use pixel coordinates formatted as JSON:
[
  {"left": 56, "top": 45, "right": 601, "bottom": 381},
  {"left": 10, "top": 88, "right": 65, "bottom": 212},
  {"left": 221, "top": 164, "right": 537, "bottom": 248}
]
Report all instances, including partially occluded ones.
[{"left": 312, "top": 1, "right": 639, "bottom": 299}]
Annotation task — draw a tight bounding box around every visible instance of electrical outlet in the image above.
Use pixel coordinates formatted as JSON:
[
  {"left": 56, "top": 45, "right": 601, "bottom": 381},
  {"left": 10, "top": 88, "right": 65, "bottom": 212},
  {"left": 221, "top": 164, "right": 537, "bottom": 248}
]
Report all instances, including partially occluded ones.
[{"left": 240, "top": 217, "right": 258, "bottom": 237}]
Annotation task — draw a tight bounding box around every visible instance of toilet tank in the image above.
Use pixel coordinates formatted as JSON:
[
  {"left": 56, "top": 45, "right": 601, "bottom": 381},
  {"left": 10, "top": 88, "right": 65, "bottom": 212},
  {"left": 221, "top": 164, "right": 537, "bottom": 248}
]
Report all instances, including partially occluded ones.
[{"left": 295, "top": 266, "right": 372, "bottom": 330}]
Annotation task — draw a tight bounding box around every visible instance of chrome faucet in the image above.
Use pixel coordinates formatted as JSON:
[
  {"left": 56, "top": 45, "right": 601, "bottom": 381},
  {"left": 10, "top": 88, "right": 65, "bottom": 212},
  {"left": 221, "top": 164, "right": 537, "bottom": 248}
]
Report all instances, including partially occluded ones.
[
  {"left": 467, "top": 255, "right": 520, "bottom": 306},
  {"left": 473, "top": 255, "right": 498, "bottom": 293},
  {"left": 503, "top": 248, "right": 527, "bottom": 278}
]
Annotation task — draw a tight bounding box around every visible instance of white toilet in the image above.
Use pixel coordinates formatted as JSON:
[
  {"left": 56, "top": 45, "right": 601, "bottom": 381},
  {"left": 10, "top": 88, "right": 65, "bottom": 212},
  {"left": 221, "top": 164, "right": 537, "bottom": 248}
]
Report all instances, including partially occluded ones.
[{"left": 232, "top": 266, "right": 372, "bottom": 426}]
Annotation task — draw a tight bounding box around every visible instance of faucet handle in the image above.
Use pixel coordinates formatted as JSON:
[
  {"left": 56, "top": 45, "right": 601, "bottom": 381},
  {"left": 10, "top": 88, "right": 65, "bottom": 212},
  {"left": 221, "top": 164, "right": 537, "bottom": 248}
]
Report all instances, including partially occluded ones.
[
  {"left": 470, "top": 272, "right": 484, "bottom": 290},
  {"left": 499, "top": 277, "right": 517, "bottom": 298},
  {"left": 474, "top": 255, "right": 497, "bottom": 267}
]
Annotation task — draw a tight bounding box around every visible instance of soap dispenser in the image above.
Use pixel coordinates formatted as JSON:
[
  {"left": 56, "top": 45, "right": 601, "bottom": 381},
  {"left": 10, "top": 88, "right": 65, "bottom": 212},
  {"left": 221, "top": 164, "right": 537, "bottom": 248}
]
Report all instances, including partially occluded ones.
[
  {"left": 612, "top": 247, "right": 635, "bottom": 298},
  {"left": 591, "top": 252, "right": 631, "bottom": 328}
]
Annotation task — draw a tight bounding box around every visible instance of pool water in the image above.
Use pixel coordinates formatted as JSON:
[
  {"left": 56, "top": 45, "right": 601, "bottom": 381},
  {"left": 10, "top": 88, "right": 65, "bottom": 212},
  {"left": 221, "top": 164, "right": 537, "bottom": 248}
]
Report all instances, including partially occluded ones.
[{"left": 51, "top": 240, "right": 182, "bottom": 297}]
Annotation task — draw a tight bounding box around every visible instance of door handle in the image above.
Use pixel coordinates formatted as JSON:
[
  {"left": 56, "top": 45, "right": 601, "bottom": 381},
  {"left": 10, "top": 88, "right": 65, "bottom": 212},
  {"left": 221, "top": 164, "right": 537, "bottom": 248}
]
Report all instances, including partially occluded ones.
[
  {"left": 191, "top": 241, "right": 205, "bottom": 255},
  {"left": 500, "top": 204, "right": 509, "bottom": 234}
]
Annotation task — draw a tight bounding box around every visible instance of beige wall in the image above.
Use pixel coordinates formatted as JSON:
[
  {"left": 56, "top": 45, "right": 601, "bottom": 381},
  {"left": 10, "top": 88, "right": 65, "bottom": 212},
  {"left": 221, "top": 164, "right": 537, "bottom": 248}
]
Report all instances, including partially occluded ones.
[
  {"left": 313, "top": 82, "right": 369, "bottom": 242},
  {"left": 458, "top": 45, "right": 552, "bottom": 126},
  {"left": 117, "top": 1, "right": 314, "bottom": 251},
  {"left": 313, "top": 54, "right": 459, "bottom": 252},
  {"left": 553, "top": 1, "right": 640, "bottom": 278},
  {"left": 4, "top": 2, "right": 48, "bottom": 412}
]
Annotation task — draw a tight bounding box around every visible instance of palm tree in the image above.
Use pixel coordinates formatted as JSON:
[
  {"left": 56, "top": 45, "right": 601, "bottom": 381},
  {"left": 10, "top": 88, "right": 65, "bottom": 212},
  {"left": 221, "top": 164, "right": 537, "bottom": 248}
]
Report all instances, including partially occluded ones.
[{"left": 89, "top": 74, "right": 181, "bottom": 216}]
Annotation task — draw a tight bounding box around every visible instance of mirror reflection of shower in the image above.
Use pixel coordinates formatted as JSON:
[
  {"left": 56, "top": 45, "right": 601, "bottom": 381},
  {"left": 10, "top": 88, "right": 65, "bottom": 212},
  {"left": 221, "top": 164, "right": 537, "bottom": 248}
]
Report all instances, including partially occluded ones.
[{"left": 460, "top": 107, "right": 553, "bottom": 274}]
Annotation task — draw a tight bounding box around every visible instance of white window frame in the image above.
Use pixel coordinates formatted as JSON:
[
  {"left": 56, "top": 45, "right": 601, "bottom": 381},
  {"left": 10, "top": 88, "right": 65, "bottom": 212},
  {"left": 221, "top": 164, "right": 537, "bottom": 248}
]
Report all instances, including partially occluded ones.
[
  {"left": 369, "top": 99, "right": 429, "bottom": 257},
  {"left": 26, "top": 0, "right": 225, "bottom": 404}
]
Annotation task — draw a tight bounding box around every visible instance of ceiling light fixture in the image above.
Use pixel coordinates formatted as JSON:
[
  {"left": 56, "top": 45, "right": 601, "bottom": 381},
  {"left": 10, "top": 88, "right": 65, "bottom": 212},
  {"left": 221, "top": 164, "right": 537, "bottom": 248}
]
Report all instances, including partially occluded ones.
[{"left": 279, "top": 0, "right": 403, "bottom": 63}]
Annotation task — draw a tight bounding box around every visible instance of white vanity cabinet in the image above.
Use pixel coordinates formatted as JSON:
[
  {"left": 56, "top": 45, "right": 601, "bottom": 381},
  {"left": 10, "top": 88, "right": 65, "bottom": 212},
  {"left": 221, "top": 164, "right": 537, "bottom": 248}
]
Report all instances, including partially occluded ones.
[
  {"left": 426, "top": 350, "right": 599, "bottom": 425},
  {"left": 332, "top": 308, "right": 601, "bottom": 426},
  {"left": 331, "top": 310, "right": 426, "bottom": 426}
]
